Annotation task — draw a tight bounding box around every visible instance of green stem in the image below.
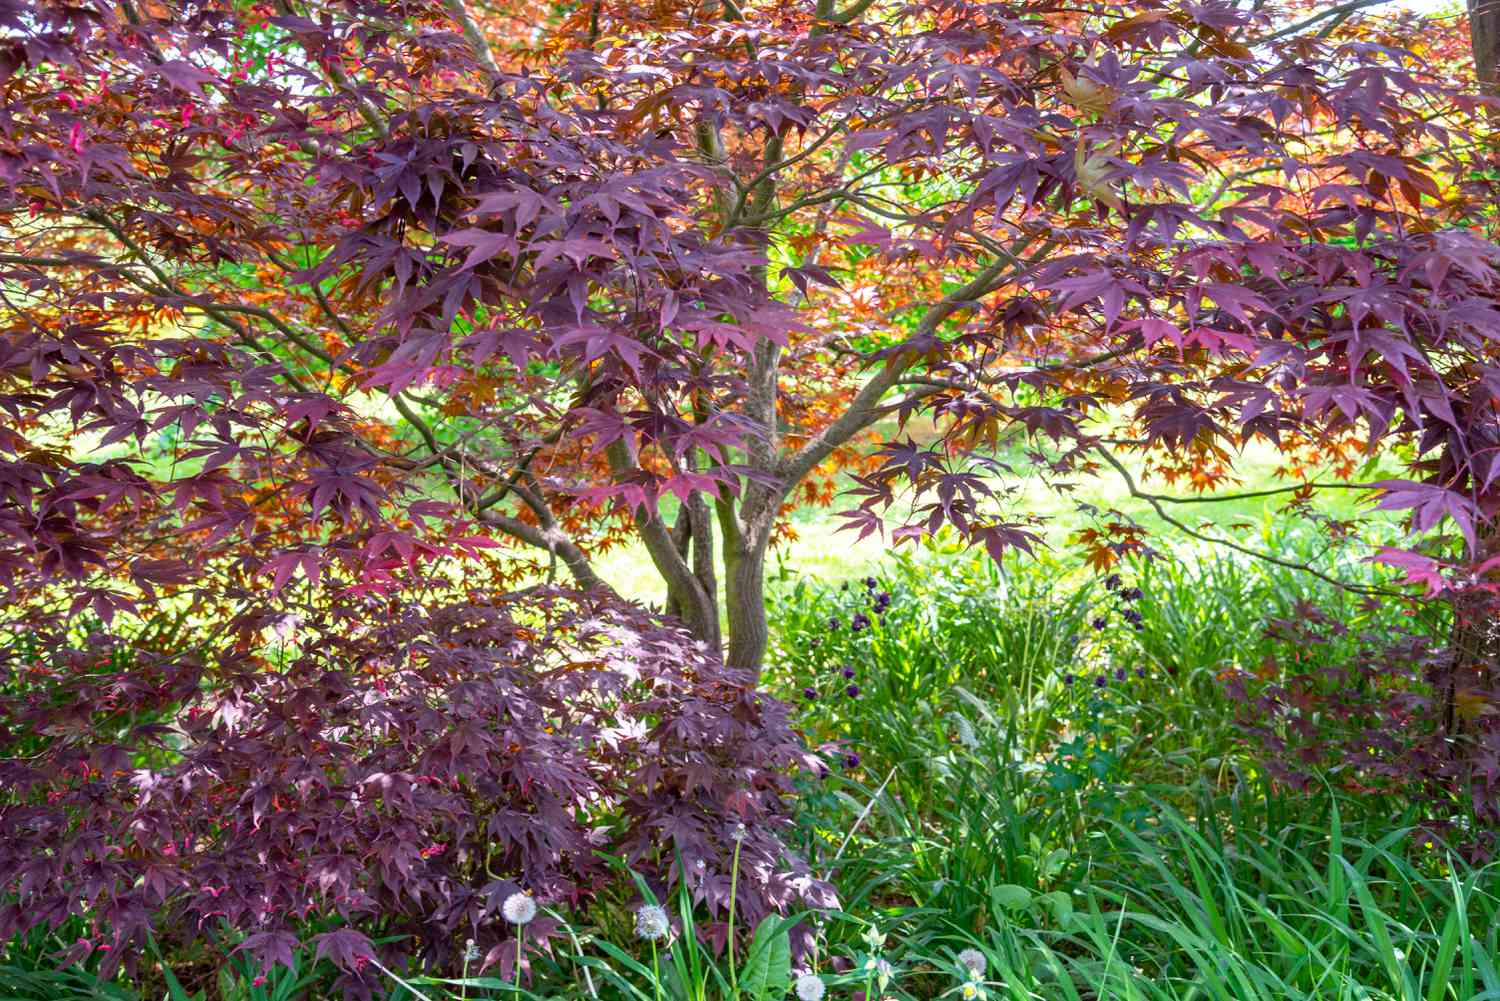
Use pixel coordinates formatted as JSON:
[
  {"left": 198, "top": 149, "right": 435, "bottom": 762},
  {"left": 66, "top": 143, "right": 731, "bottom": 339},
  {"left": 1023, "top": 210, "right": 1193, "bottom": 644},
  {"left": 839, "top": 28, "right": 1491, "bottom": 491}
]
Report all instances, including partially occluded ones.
[
  {"left": 651, "top": 940, "right": 661, "bottom": 1001},
  {"left": 515, "top": 928, "right": 525, "bottom": 1000},
  {"left": 728, "top": 836, "right": 743, "bottom": 998}
]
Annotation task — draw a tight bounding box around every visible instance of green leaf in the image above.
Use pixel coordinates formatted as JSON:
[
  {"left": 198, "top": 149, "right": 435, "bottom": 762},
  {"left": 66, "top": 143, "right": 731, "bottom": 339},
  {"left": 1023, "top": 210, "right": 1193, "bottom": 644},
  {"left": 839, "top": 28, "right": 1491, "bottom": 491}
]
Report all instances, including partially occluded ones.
[
  {"left": 161, "top": 962, "right": 203, "bottom": 1001},
  {"left": 1036, "top": 890, "right": 1074, "bottom": 927},
  {"left": 739, "top": 916, "right": 792, "bottom": 1001},
  {"left": 990, "top": 884, "right": 1032, "bottom": 913}
]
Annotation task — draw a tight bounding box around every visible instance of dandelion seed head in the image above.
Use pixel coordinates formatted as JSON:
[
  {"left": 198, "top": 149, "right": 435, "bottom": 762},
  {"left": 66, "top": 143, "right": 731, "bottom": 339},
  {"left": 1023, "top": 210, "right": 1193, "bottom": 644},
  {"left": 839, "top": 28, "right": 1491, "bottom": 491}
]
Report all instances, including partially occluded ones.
[
  {"left": 794, "top": 973, "right": 825, "bottom": 1001},
  {"left": 634, "top": 904, "right": 670, "bottom": 942},
  {"left": 501, "top": 891, "right": 537, "bottom": 926}
]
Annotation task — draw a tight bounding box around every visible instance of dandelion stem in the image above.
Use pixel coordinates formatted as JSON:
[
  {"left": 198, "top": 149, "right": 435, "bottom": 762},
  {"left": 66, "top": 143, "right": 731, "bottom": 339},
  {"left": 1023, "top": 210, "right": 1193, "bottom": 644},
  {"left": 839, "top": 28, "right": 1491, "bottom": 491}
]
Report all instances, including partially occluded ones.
[
  {"left": 727, "top": 836, "right": 742, "bottom": 998},
  {"left": 515, "top": 928, "right": 525, "bottom": 1001}
]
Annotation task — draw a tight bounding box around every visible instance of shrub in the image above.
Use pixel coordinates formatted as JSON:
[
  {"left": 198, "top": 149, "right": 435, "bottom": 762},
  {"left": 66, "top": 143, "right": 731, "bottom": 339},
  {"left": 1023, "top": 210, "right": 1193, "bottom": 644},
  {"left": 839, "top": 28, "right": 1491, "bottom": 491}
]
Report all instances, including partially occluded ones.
[
  {"left": 0, "top": 587, "right": 831, "bottom": 991},
  {"left": 1227, "top": 599, "right": 1500, "bottom": 857}
]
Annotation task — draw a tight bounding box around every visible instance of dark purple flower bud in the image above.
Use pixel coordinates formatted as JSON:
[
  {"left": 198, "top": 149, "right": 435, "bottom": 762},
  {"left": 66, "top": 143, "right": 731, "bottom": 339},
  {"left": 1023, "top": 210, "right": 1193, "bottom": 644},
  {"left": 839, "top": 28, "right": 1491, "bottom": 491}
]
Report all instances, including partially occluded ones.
[
  {"left": 1094, "top": 675, "right": 1107, "bottom": 688},
  {"left": 1091, "top": 617, "right": 1107, "bottom": 630},
  {"left": 846, "top": 684, "right": 860, "bottom": 698},
  {"left": 844, "top": 752, "right": 861, "bottom": 768},
  {"left": 1114, "top": 668, "right": 1126, "bottom": 681},
  {"left": 1135, "top": 667, "right": 1146, "bottom": 678},
  {"left": 1105, "top": 574, "right": 1121, "bottom": 591},
  {"left": 1133, "top": 622, "right": 1145, "bottom": 632},
  {"left": 850, "top": 613, "right": 870, "bottom": 632},
  {"left": 1063, "top": 673, "right": 1076, "bottom": 686},
  {"left": 841, "top": 666, "right": 855, "bottom": 679},
  {"left": 827, "top": 616, "right": 842, "bottom": 631},
  {"left": 803, "top": 687, "right": 818, "bottom": 701},
  {"left": 865, "top": 576, "right": 878, "bottom": 590},
  {"left": 1122, "top": 587, "right": 1143, "bottom": 602}
]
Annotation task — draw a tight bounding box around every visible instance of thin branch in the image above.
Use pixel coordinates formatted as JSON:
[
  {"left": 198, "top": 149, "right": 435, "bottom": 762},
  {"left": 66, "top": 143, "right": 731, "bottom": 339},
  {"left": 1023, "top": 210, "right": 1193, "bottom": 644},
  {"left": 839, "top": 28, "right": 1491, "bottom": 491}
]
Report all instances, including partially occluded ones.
[
  {"left": 1093, "top": 447, "right": 1404, "bottom": 598},
  {"left": 1129, "top": 479, "right": 1385, "bottom": 505},
  {"left": 1251, "top": 0, "right": 1390, "bottom": 44},
  {"left": 86, "top": 215, "right": 609, "bottom": 593},
  {"left": 276, "top": 0, "right": 388, "bottom": 136},
  {"left": 75, "top": 215, "right": 318, "bottom": 396},
  {"left": 777, "top": 234, "right": 1053, "bottom": 486},
  {"left": 443, "top": 0, "right": 505, "bottom": 85}
]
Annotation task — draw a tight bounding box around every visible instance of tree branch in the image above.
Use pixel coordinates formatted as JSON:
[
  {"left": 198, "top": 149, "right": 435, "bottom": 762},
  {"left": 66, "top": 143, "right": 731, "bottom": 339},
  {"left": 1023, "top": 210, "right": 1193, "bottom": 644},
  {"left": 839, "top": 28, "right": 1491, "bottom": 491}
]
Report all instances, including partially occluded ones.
[
  {"left": 443, "top": 0, "right": 505, "bottom": 85},
  {"left": 777, "top": 234, "right": 1052, "bottom": 486},
  {"left": 1251, "top": 0, "right": 1389, "bottom": 44},
  {"left": 476, "top": 510, "right": 608, "bottom": 591},
  {"left": 1093, "top": 447, "right": 1403, "bottom": 597},
  {"left": 605, "top": 441, "right": 719, "bottom": 641}
]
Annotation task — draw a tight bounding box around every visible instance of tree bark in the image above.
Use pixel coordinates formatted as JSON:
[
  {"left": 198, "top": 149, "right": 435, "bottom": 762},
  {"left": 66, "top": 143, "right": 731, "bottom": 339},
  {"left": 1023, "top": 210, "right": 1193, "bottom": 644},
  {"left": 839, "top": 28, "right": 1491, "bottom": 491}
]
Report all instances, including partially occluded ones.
[
  {"left": 718, "top": 489, "right": 776, "bottom": 672},
  {"left": 607, "top": 442, "right": 722, "bottom": 647},
  {"left": 1472, "top": 0, "right": 1500, "bottom": 94}
]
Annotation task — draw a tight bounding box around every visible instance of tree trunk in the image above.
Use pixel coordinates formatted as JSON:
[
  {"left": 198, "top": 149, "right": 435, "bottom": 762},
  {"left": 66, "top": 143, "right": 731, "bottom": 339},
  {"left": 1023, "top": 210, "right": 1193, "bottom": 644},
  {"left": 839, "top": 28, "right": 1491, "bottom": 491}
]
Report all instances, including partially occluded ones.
[
  {"left": 1471, "top": 0, "right": 1500, "bottom": 94},
  {"left": 715, "top": 486, "right": 778, "bottom": 674},
  {"left": 723, "top": 534, "right": 771, "bottom": 672}
]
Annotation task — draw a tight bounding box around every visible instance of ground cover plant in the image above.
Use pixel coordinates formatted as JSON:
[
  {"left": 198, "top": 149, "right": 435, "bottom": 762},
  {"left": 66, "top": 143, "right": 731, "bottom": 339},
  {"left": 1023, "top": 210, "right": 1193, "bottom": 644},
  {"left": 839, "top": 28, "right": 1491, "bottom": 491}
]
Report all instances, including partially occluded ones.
[{"left": 6, "top": 0, "right": 1500, "bottom": 997}]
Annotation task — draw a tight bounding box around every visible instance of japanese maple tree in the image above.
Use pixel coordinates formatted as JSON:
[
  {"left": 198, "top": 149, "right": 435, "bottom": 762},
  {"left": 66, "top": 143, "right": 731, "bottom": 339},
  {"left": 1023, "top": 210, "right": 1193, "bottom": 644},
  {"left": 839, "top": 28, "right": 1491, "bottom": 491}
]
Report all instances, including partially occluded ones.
[{"left": 1, "top": 0, "right": 1497, "bottom": 672}]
